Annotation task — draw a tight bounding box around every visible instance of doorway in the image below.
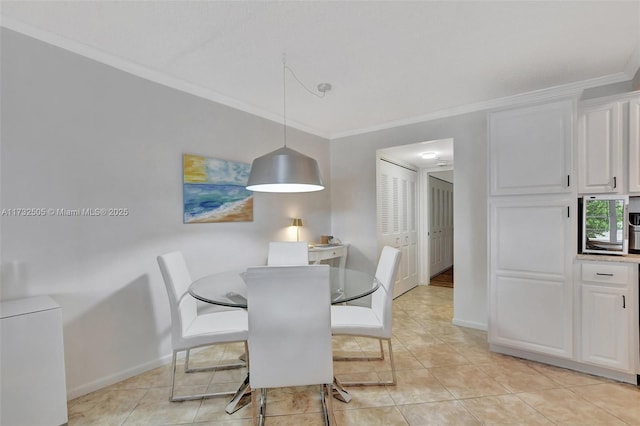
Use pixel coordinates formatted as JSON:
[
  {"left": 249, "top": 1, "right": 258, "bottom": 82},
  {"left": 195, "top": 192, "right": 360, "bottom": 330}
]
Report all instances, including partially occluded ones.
[{"left": 376, "top": 138, "right": 454, "bottom": 294}]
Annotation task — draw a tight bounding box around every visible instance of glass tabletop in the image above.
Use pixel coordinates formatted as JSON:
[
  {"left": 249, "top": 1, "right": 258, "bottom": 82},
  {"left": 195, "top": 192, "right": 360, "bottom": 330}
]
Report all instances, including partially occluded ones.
[{"left": 188, "top": 266, "right": 380, "bottom": 308}]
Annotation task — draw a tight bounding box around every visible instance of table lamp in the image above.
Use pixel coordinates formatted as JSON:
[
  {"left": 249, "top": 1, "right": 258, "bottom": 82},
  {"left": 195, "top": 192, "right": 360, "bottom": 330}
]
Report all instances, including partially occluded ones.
[{"left": 291, "top": 218, "right": 303, "bottom": 242}]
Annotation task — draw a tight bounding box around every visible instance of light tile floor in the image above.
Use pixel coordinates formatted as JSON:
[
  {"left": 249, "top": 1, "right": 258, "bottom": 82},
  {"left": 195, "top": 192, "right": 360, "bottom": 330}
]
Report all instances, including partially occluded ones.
[{"left": 68, "top": 285, "right": 640, "bottom": 425}]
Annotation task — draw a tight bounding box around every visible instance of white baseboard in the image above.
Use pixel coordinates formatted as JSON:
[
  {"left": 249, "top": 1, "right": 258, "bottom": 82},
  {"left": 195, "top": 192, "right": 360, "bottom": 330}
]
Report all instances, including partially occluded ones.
[
  {"left": 66, "top": 353, "right": 173, "bottom": 400},
  {"left": 491, "top": 344, "right": 639, "bottom": 385},
  {"left": 451, "top": 318, "right": 487, "bottom": 331}
]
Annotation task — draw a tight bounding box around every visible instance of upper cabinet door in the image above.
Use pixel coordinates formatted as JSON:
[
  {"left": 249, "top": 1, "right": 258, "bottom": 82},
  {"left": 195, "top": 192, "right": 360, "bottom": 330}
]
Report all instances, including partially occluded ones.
[
  {"left": 629, "top": 97, "right": 640, "bottom": 194},
  {"left": 578, "top": 101, "right": 623, "bottom": 194},
  {"left": 489, "top": 99, "right": 573, "bottom": 196}
]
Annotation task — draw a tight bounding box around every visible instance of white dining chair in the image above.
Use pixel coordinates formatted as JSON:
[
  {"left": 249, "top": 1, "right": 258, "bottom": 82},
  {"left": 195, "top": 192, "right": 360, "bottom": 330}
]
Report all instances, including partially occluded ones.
[
  {"left": 267, "top": 241, "right": 309, "bottom": 266},
  {"left": 246, "top": 265, "right": 335, "bottom": 426},
  {"left": 157, "top": 251, "right": 249, "bottom": 402},
  {"left": 330, "top": 246, "right": 401, "bottom": 386}
]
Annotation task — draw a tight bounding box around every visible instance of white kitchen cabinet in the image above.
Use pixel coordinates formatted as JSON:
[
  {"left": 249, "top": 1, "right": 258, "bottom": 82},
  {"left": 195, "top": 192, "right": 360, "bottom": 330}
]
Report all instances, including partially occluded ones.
[
  {"left": 629, "top": 97, "right": 640, "bottom": 193},
  {"left": 488, "top": 99, "right": 573, "bottom": 196},
  {"left": 577, "top": 101, "right": 623, "bottom": 193},
  {"left": 578, "top": 261, "right": 638, "bottom": 373},
  {"left": 577, "top": 91, "right": 640, "bottom": 194},
  {"left": 0, "top": 296, "right": 68, "bottom": 425},
  {"left": 489, "top": 196, "right": 575, "bottom": 358}
]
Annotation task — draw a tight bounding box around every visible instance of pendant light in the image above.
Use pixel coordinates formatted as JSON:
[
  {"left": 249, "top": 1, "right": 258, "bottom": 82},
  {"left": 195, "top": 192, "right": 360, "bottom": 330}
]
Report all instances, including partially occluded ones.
[{"left": 246, "top": 57, "right": 327, "bottom": 193}]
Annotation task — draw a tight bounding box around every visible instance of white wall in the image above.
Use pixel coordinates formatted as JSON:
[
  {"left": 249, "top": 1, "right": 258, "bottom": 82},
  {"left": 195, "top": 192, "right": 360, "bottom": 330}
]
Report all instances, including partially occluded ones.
[
  {"left": 0, "top": 29, "right": 332, "bottom": 398},
  {"left": 330, "top": 113, "right": 488, "bottom": 330},
  {"left": 430, "top": 170, "right": 454, "bottom": 184}
]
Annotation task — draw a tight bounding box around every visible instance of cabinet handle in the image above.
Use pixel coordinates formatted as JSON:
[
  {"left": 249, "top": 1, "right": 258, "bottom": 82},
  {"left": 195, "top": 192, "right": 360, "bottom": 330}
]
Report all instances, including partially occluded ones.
[
  {"left": 613, "top": 176, "right": 617, "bottom": 188},
  {"left": 567, "top": 175, "right": 570, "bottom": 187},
  {"left": 622, "top": 295, "right": 626, "bottom": 309},
  {"left": 596, "top": 273, "right": 614, "bottom": 276}
]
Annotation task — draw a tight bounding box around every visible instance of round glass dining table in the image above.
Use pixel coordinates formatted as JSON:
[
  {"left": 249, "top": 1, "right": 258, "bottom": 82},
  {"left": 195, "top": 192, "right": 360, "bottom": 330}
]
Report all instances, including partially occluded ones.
[
  {"left": 187, "top": 265, "right": 380, "bottom": 413},
  {"left": 188, "top": 266, "right": 380, "bottom": 308}
]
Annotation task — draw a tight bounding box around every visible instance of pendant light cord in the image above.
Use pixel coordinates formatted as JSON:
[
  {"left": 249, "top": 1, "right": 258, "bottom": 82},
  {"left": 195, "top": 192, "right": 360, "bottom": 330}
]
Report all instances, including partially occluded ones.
[
  {"left": 281, "top": 54, "right": 330, "bottom": 148},
  {"left": 285, "top": 65, "right": 329, "bottom": 99},
  {"left": 283, "top": 56, "right": 287, "bottom": 148}
]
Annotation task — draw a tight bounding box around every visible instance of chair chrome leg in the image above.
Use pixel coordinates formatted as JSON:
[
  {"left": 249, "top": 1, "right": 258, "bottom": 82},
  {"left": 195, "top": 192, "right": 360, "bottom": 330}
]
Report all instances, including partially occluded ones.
[
  {"left": 388, "top": 339, "right": 397, "bottom": 385},
  {"left": 333, "top": 338, "right": 384, "bottom": 362},
  {"left": 322, "top": 383, "right": 336, "bottom": 425},
  {"left": 378, "top": 339, "right": 385, "bottom": 361},
  {"left": 256, "top": 388, "right": 266, "bottom": 426},
  {"left": 331, "top": 376, "right": 352, "bottom": 403},
  {"left": 184, "top": 345, "right": 246, "bottom": 373},
  {"left": 225, "top": 373, "right": 251, "bottom": 414},
  {"left": 335, "top": 339, "right": 396, "bottom": 386},
  {"left": 184, "top": 348, "right": 191, "bottom": 371},
  {"left": 169, "top": 348, "right": 242, "bottom": 402},
  {"left": 169, "top": 350, "right": 178, "bottom": 402}
]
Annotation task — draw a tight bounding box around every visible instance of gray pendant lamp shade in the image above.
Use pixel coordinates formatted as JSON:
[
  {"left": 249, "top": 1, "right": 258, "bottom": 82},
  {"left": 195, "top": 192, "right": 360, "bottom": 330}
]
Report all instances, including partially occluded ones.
[{"left": 246, "top": 146, "right": 324, "bottom": 193}]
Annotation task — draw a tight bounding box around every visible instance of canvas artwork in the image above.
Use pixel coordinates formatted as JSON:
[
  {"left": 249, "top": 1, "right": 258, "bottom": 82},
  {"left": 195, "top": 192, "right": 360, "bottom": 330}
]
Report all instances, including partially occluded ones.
[{"left": 183, "top": 154, "right": 253, "bottom": 223}]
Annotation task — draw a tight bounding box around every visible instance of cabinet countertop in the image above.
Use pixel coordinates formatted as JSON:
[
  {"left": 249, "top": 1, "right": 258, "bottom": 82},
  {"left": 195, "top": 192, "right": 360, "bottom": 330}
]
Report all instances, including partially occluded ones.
[{"left": 576, "top": 253, "right": 640, "bottom": 264}]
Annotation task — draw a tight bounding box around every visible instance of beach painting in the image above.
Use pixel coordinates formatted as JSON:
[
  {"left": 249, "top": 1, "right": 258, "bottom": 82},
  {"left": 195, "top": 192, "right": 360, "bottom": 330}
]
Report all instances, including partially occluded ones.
[{"left": 183, "top": 154, "right": 253, "bottom": 223}]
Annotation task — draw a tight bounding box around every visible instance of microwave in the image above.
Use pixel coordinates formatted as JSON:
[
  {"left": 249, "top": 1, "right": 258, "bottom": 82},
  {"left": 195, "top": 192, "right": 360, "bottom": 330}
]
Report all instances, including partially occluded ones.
[{"left": 582, "top": 194, "right": 629, "bottom": 255}]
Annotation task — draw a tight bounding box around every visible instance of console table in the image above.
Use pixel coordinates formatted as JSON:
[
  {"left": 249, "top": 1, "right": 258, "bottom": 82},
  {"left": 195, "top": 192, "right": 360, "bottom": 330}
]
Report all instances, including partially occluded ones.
[{"left": 308, "top": 244, "right": 348, "bottom": 269}]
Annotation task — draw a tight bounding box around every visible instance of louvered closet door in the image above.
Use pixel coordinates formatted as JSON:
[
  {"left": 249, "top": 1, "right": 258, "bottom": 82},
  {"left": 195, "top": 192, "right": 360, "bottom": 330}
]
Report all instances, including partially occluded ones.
[{"left": 378, "top": 159, "right": 418, "bottom": 297}]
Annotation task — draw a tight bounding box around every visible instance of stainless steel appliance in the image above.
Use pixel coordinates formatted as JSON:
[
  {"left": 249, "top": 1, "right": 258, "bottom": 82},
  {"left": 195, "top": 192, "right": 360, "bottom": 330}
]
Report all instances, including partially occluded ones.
[
  {"left": 629, "top": 212, "right": 640, "bottom": 254},
  {"left": 582, "top": 194, "right": 629, "bottom": 255}
]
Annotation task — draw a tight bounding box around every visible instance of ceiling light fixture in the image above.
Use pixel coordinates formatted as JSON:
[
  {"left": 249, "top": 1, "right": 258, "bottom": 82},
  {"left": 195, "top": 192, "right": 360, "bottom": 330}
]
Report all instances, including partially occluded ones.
[
  {"left": 420, "top": 152, "right": 438, "bottom": 160},
  {"left": 246, "top": 56, "right": 328, "bottom": 193}
]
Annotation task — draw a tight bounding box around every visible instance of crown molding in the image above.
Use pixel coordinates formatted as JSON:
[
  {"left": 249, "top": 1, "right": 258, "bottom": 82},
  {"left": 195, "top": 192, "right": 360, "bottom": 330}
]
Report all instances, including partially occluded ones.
[
  {"left": 0, "top": 17, "right": 332, "bottom": 140},
  {"left": 623, "top": 24, "right": 640, "bottom": 78},
  {"left": 330, "top": 72, "right": 631, "bottom": 139}
]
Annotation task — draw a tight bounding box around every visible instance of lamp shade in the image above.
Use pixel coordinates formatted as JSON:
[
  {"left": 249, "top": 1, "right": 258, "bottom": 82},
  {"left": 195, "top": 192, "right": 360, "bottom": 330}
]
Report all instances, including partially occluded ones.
[
  {"left": 246, "top": 146, "right": 324, "bottom": 193},
  {"left": 291, "top": 218, "right": 303, "bottom": 227}
]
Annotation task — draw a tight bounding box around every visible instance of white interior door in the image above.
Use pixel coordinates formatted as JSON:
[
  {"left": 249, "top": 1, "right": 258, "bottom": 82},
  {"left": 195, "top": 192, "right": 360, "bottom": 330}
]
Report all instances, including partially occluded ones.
[
  {"left": 377, "top": 159, "right": 418, "bottom": 297},
  {"left": 429, "top": 176, "right": 454, "bottom": 276}
]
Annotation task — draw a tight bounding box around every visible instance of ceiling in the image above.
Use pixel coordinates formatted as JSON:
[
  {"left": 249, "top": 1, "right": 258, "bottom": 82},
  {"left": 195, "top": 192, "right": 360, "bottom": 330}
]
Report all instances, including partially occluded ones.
[
  {"left": 1, "top": 1, "right": 639, "bottom": 140},
  {"left": 380, "top": 138, "right": 454, "bottom": 170}
]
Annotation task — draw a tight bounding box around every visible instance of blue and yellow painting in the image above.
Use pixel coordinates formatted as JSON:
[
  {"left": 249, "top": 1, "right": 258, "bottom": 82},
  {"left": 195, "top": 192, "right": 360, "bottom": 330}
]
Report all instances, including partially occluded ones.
[{"left": 183, "top": 154, "right": 253, "bottom": 223}]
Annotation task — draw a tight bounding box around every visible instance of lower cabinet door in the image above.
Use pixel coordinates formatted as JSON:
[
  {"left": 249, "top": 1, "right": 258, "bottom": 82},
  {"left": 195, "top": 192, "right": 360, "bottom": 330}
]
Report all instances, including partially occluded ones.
[
  {"left": 581, "top": 284, "right": 630, "bottom": 372},
  {"left": 489, "top": 197, "right": 574, "bottom": 358}
]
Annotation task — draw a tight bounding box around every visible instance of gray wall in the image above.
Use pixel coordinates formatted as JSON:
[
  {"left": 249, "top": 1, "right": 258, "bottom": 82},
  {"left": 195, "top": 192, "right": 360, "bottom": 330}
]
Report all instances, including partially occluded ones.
[
  {"left": 330, "top": 112, "right": 488, "bottom": 329},
  {"left": 0, "top": 28, "right": 331, "bottom": 398}
]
